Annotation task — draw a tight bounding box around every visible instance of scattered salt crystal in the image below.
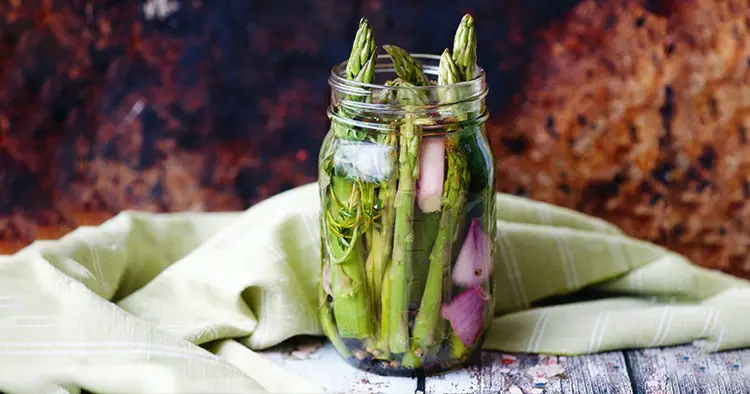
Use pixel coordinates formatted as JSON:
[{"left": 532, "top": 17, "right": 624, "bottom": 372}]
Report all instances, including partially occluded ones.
[
  {"left": 559, "top": 356, "right": 567, "bottom": 362},
  {"left": 530, "top": 389, "right": 544, "bottom": 394},
  {"left": 526, "top": 364, "right": 565, "bottom": 379},
  {"left": 526, "top": 366, "right": 546, "bottom": 378},
  {"left": 542, "top": 364, "right": 565, "bottom": 377},
  {"left": 508, "top": 385, "right": 523, "bottom": 394}
]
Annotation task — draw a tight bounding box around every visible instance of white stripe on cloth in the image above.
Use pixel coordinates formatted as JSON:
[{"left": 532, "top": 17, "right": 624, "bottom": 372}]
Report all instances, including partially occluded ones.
[
  {"left": 588, "top": 312, "right": 605, "bottom": 354},
  {"left": 709, "top": 309, "right": 721, "bottom": 336},
  {"left": 699, "top": 307, "right": 716, "bottom": 337},
  {"left": 79, "top": 235, "right": 110, "bottom": 296},
  {"left": 648, "top": 308, "right": 670, "bottom": 347},
  {"left": 526, "top": 311, "right": 549, "bottom": 353},
  {"left": 496, "top": 227, "right": 529, "bottom": 309},
  {"left": 594, "top": 312, "right": 610, "bottom": 353},
  {"left": 713, "top": 327, "right": 725, "bottom": 352},
  {"left": 552, "top": 232, "right": 575, "bottom": 291},
  {"left": 655, "top": 308, "right": 674, "bottom": 347},
  {"left": 606, "top": 237, "right": 629, "bottom": 272},
  {"left": 532, "top": 312, "right": 551, "bottom": 353},
  {"left": 560, "top": 236, "right": 579, "bottom": 289},
  {"left": 536, "top": 206, "right": 578, "bottom": 291}
]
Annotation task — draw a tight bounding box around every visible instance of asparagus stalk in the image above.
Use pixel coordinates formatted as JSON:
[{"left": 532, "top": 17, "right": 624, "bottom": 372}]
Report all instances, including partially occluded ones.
[
  {"left": 374, "top": 260, "right": 392, "bottom": 358},
  {"left": 328, "top": 178, "right": 372, "bottom": 338},
  {"left": 319, "top": 267, "right": 352, "bottom": 358},
  {"left": 324, "top": 18, "right": 378, "bottom": 339},
  {"left": 403, "top": 17, "right": 478, "bottom": 366},
  {"left": 366, "top": 131, "right": 398, "bottom": 359},
  {"left": 403, "top": 138, "right": 468, "bottom": 367},
  {"left": 381, "top": 45, "right": 430, "bottom": 354},
  {"left": 446, "top": 14, "right": 479, "bottom": 361},
  {"left": 387, "top": 117, "right": 419, "bottom": 353},
  {"left": 449, "top": 325, "right": 468, "bottom": 359},
  {"left": 373, "top": 133, "right": 398, "bottom": 324}
]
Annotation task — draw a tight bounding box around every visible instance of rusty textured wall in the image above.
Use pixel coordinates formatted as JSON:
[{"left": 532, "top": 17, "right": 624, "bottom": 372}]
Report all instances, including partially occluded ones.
[{"left": 1, "top": 0, "right": 749, "bottom": 278}]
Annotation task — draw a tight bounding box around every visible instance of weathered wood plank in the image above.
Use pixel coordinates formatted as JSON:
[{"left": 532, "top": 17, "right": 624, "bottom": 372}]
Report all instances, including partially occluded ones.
[
  {"left": 625, "top": 346, "right": 750, "bottom": 394},
  {"left": 426, "top": 351, "right": 633, "bottom": 394},
  {"left": 263, "top": 338, "right": 417, "bottom": 393}
]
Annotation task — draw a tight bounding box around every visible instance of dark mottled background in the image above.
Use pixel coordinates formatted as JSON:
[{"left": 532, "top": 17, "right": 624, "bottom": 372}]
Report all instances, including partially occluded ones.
[
  {"left": 1, "top": 0, "right": 749, "bottom": 278},
  {"left": 0, "top": 0, "right": 576, "bottom": 235}
]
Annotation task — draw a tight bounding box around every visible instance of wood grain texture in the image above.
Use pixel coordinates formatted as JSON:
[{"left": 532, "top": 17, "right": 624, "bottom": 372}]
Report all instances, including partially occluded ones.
[
  {"left": 262, "top": 340, "right": 750, "bottom": 393},
  {"left": 624, "top": 346, "right": 750, "bottom": 394},
  {"left": 428, "top": 351, "right": 633, "bottom": 394}
]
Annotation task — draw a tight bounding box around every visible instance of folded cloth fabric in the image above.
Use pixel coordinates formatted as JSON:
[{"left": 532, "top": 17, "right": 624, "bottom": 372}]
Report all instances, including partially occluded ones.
[{"left": 1, "top": 183, "right": 748, "bottom": 393}]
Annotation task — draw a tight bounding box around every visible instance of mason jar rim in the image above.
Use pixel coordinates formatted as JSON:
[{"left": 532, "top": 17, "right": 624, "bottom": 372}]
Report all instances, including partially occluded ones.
[{"left": 328, "top": 53, "right": 487, "bottom": 94}]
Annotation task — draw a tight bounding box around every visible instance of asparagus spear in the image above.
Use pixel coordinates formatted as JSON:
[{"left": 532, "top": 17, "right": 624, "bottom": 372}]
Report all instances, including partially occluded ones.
[
  {"left": 337, "top": 18, "right": 377, "bottom": 140},
  {"left": 319, "top": 265, "right": 352, "bottom": 358},
  {"left": 346, "top": 18, "right": 376, "bottom": 81},
  {"left": 451, "top": 14, "right": 477, "bottom": 81},
  {"left": 404, "top": 16, "right": 478, "bottom": 366},
  {"left": 387, "top": 117, "right": 419, "bottom": 353},
  {"left": 324, "top": 18, "right": 378, "bottom": 339},
  {"left": 403, "top": 138, "right": 468, "bottom": 367},
  {"left": 380, "top": 45, "right": 430, "bottom": 354},
  {"left": 327, "top": 178, "right": 373, "bottom": 338},
  {"left": 447, "top": 14, "right": 479, "bottom": 360},
  {"left": 371, "top": 132, "right": 398, "bottom": 359},
  {"left": 383, "top": 45, "right": 430, "bottom": 86}
]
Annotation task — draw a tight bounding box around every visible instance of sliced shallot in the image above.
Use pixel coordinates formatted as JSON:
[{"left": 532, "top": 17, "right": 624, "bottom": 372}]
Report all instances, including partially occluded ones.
[
  {"left": 452, "top": 218, "right": 492, "bottom": 287},
  {"left": 417, "top": 137, "right": 445, "bottom": 213},
  {"left": 441, "top": 287, "right": 488, "bottom": 347}
]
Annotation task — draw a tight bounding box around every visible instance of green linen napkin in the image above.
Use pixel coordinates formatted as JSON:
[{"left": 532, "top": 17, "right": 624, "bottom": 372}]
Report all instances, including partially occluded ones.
[{"left": 1, "top": 183, "right": 748, "bottom": 393}]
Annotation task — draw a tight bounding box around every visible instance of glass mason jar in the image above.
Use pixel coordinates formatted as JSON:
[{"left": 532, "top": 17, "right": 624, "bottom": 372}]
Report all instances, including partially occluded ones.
[{"left": 318, "top": 53, "right": 496, "bottom": 376}]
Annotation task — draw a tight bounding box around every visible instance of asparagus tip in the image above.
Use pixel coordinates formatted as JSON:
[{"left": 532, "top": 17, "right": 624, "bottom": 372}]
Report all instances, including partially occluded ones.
[{"left": 347, "top": 17, "right": 376, "bottom": 82}]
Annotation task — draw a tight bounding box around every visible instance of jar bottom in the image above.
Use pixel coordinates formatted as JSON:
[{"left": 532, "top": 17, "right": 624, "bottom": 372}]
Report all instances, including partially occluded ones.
[{"left": 337, "top": 345, "right": 483, "bottom": 378}]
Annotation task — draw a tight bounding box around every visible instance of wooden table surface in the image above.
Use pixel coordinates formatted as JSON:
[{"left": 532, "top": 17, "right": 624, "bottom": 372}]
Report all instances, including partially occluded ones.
[{"left": 263, "top": 338, "right": 750, "bottom": 393}]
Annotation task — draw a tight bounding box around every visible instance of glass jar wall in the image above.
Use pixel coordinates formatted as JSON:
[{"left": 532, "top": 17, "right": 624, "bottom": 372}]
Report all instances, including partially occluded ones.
[{"left": 318, "top": 53, "right": 496, "bottom": 376}]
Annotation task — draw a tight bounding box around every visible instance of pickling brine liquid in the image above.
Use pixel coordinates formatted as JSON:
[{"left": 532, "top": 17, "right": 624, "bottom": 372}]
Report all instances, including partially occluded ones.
[{"left": 318, "top": 121, "right": 496, "bottom": 376}]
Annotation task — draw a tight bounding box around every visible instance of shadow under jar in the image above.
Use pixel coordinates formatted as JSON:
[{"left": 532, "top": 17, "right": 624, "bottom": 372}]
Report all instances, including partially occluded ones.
[{"left": 318, "top": 53, "right": 496, "bottom": 377}]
